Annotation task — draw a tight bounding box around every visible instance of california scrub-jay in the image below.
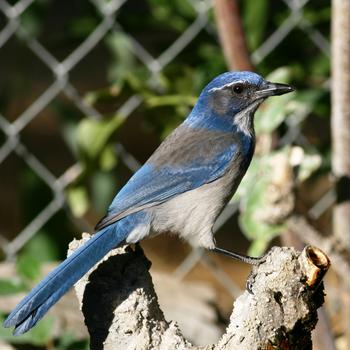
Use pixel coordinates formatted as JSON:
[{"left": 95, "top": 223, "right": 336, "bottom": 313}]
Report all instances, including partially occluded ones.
[{"left": 4, "top": 71, "right": 293, "bottom": 335}]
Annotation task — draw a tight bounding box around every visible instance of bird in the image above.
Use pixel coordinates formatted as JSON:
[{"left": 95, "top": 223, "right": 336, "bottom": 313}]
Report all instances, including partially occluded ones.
[{"left": 4, "top": 71, "right": 294, "bottom": 335}]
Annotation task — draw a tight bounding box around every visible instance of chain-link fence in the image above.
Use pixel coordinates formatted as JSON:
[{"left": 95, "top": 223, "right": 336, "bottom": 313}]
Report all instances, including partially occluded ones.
[{"left": 0, "top": 0, "right": 331, "bottom": 324}]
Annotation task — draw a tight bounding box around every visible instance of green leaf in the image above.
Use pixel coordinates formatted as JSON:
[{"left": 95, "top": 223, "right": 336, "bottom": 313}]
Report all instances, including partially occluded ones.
[
  {"left": 287, "top": 89, "right": 324, "bottom": 120},
  {"left": 67, "top": 186, "right": 90, "bottom": 218},
  {"left": 258, "top": 87, "right": 324, "bottom": 137},
  {"left": 255, "top": 93, "right": 294, "bottom": 134},
  {"left": 91, "top": 172, "right": 117, "bottom": 213},
  {"left": 0, "top": 279, "right": 26, "bottom": 295},
  {"left": 239, "top": 178, "right": 283, "bottom": 243},
  {"left": 124, "top": 71, "right": 151, "bottom": 93},
  {"left": 106, "top": 32, "right": 136, "bottom": 82},
  {"left": 84, "top": 85, "right": 124, "bottom": 107},
  {"left": 19, "top": 9, "right": 42, "bottom": 37},
  {"left": 22, "top": 231, "right": 61, "bottom": 262},
  {"left": 174, "top": 0, "right": 196, "bottom": 18},
  {"left": 238, "top": 153, "right": 285, "bottom": 256},
  {"left": 232, "top": 157, "right": 261, "bottom": 201},
  {"left": 289, "top": 146, "right": 322, "bottom": 182},
  {"left": 61, "top": 121, "right": 79, "bottom": 157},
  {"left": 255, "top": 67, "right": 294, "bottom": 134},
  {"left": 298, "top": 153, "right": 322, "bottom": 181},
  {"left": 0, "top": 313, "right": 54, "bottom": 345},
  {"left": 56, "top": 331, "right": 84, "bottom": 350},
  {"left": 243, "top": 0, "right": 268, "bottom": 50},
  {"left": 264, "top": 67, "right": 292, "bottom": 84},
  {"left": 100, "top": 144, "right": 118, "bottom": 171},
  {"left": 248, "top": 239, "right": 270, "bottom": 257},
  {"left": 148, "top": 0, "right": 195, "bottom": 31},
  {"left": 76, "top": 115, "right": 124, "bottom": 160},
  {"left": 145, "top": 94, "right": 197, "bottom": 108},
  {"left": 16, "top": 253, "right": 41, "bottom": 281},
  {"left": 69, "top": 17, "right": 98, "bottom": 38}
]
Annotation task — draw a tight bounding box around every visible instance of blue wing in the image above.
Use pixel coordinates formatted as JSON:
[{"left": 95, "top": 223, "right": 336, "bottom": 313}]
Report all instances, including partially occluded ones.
[{"left": 96, "top": 126, "right": 237, "bottom": 230}]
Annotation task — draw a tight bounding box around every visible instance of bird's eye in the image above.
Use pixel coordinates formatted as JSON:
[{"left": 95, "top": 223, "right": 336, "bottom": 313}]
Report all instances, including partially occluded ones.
[{"left": 232, "top": 83, "right": 244, "bottom": 94}]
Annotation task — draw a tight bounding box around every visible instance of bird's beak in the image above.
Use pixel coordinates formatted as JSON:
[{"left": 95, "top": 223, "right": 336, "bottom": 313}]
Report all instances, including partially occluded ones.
[{"left": 255, "top": 81, "right": 294, "bottom": 99}]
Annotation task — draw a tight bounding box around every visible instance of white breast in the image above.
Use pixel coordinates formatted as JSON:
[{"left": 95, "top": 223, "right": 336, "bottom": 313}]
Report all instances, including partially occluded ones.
[
  {"left": 150, "top": 173, "right": 234, "bottom": 249},
  {"left": 125, "top": 145, "right": 250, "bottom": 248}
]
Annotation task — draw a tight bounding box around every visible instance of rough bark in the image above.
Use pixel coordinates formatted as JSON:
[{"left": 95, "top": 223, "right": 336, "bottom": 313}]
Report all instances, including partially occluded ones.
[
  {"left": 0, "top": 262, "right": 220, "bottom": 346},
  {"left": 69, "top": 236, "right": 329, "bottom": 350},
  {"left": 281, "top": 231, "right": 336, "bottom": 350}
]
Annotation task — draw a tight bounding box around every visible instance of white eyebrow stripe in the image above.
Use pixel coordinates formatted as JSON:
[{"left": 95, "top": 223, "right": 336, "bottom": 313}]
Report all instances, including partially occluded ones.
[{"left": 208, "top": 80, "right": 245, "bottom": 92}]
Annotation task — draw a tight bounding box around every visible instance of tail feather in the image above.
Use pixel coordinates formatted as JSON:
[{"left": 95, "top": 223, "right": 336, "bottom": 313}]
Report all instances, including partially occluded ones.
[
  {"left": 4, "top": 226, "right": 126, "bottom": 335},
  {"left": 12, "top": 287, "right": 63, "bottom": 336}
]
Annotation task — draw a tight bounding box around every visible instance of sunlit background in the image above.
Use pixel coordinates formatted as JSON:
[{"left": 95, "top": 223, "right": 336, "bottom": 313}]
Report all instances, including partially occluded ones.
[{"left": 0, "top": 0, "right": 340, "bottom": 349}]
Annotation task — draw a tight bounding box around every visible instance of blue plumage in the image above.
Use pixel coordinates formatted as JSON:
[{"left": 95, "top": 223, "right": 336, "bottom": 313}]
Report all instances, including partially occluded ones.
[
  {"left": 4, "top": 211, "right": 148, "bottom": 334},
  {"left": 96, "top": 125, "right": 237, "bottom": 230},
  {"left": 4, "top": 71, "right": 294, "bottom": 335}
]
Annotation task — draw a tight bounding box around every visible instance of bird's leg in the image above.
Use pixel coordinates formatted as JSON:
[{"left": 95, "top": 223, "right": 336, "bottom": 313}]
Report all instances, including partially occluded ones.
[{"left": 212, "top": 247, "right": 267, "bottom": 266}]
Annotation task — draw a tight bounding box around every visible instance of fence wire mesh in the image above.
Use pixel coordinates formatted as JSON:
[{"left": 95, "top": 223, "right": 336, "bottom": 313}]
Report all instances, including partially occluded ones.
[{"left": 0, "top": 0, "right": 330, "bottom": 301}]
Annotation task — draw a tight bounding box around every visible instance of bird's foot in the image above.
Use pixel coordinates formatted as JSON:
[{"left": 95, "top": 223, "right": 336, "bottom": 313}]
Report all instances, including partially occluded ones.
[{"left": 212, "top": 247, "right": 267, "bottom": 266}]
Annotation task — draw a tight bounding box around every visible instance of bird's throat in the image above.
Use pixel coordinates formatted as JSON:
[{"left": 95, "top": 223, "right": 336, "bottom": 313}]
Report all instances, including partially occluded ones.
[{"left": 232, "top": 99, "right": 262, "bottom": 137}]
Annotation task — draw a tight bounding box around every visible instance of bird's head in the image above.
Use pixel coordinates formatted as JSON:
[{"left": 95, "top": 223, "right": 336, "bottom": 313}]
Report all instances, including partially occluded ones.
[{"left": 187, "top": 71, "right": 294, "bottom": 134}]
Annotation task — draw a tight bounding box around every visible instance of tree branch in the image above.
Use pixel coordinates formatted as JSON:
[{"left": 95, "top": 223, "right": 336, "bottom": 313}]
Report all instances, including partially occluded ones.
[
  {"left": 331, "top": 0, "right": 350, "bottom": 250},
  {"left": 213, "top": 0, "right": 254, "bottom": 71},
  {"left": 69, "top": 235, "right": 329, "bottom": 350},
  {"left": 331, "top": 2, "right": 350, "bottom": 346}
]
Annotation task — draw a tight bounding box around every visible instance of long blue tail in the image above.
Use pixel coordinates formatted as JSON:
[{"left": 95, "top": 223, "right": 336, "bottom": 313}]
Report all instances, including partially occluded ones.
[{"left": 4, "top": 225, "right": 126, "bottom": 335}]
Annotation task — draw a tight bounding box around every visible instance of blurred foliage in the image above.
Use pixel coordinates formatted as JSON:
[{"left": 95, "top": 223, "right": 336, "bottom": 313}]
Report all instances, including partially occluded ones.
[
  {"left": 0, "top": 314, "right": 54, "bottom": 346},
  {"left": 242, "top": 0, "right": 269, "bottom": 51},
  {"left": 0, "top": 0, "right": 331, "bottom": 348}
]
